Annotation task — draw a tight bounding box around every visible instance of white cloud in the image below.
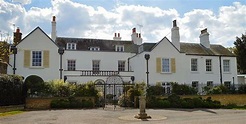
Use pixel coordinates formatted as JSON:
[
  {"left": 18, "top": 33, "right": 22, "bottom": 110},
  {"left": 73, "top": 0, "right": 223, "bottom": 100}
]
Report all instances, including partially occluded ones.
[
  {"left": 12, "top": 0, "right": 31, "bottom": 5},
  {"left": 0, "top": 0, "right": 245, "bottom": 47}
]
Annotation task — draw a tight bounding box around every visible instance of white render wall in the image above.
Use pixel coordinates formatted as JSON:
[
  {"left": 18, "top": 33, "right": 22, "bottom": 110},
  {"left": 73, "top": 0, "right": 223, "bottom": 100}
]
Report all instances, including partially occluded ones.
[
  {"left": 8, "top": 28, "right": 60, "bottom": 81},
  {"left": 63, "top": 50, "right": 135, "bottom": 83},
  {"left": 129, "top": 38, "right": 238, "bottom": 90}
]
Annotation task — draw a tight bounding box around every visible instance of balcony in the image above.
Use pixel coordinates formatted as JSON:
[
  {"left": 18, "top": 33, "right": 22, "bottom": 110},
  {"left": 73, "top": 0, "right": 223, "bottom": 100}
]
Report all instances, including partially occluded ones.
[{"left": 80, "top": 70, "right": 119, "bottom": 76}]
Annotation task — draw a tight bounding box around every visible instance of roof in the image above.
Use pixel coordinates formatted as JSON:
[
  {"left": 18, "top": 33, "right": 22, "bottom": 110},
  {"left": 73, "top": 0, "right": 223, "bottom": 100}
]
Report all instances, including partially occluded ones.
[
  {"left": 180, "top": 43, "right": 235, "bottom": 56},
  {"left": 138, "top": 40, "right": 234, "bottom": 56},
  {"left": 56, "top": 37, "right": 138, "bottom": 53}
]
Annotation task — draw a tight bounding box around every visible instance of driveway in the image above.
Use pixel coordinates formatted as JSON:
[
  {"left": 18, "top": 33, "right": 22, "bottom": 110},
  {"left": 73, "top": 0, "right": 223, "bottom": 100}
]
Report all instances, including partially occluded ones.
[{"left": 1, "top": 107, "right": 246, "bottom": 124}]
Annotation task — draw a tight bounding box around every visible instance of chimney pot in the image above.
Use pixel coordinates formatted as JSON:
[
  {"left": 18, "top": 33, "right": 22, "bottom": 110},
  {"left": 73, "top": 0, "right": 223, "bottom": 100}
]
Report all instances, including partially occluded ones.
[
  {"left": 139, "top": 33, "right": 141, "bottom": 38},
  {"left": 173, "top": 20, "right": 177, "bottom": 27},
  {"left": 52, "top": 16, "right": 56, "bottom": 22},
  {"left": 132, "top": 28, "right": 136, "bottom": 33},
  {"left": 16, "top": 27, "right": 20, "bottom": 33},
  {"left": 115, "top": 33, "right": 117, "bottom": 37},
  {"left": 201, "top": 28, "right": 207, "bottom": 34},
  {"left": 118, "top": 33, "right": 120, "bottom": 37}
]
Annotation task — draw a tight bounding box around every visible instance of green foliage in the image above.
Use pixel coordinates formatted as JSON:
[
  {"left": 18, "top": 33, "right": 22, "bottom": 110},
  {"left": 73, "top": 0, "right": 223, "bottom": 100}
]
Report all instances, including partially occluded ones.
[
  {"left": 207, "top": 85, "right": 229, "bottom": 94},
  {"left": 74, "top": 81, "right": 98, "bottom": 97},
  {"left": 147, "top": 85, "right": 164, "bottom": 96},
  {"left": 146, "top": 94, "right": 222, "bottom": 109},
  {"left": 0, "top": 41, "right": 10, "bottom": 74},
  {"left": 171, "top": 83, "right": 197, "bottom": 95},
  {"left": 238, "top": 85, "right": 246, "bottom": 94},
  {"left": 0, "top": 74, "right": 24, "bottom": 105},
  {"left": 234, "top": 34, "right": 246, "bottom": 73}
]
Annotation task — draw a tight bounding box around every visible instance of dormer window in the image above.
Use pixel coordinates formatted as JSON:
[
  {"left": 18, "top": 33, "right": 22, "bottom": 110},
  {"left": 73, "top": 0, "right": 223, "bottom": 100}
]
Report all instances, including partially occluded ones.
[
  {"left": 115, "top": 45, "right": 124, "bottom": 52},
  {"left": 90, "top": 47, "right": 100, "bottom": 51},
  {"left": 67, "top": 43, "right": 76, "bottom": 50}
]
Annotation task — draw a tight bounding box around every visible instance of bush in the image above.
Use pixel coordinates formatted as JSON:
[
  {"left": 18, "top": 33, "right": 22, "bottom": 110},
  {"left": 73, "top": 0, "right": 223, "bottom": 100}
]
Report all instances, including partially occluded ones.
[
  {"left": 171, "top": 83, "right": 197, "bottom": 95},
  {"left": 50, "top": 97, "right": 94, "bottom": 109},
  {"left": 167, "top": 94, "right": 182, "bottom": 108},
  {"left": 0, "top": 74, "right": 24, "bottom": 106},
  {"left": 238, "top": 85, "right": 246, "bottom": 94}
]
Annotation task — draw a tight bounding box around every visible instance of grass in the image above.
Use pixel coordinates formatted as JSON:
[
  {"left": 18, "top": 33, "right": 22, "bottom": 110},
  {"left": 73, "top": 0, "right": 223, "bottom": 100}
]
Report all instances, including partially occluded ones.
[{"left": 0, "top": 111, "right": 24, "bottom": 117}]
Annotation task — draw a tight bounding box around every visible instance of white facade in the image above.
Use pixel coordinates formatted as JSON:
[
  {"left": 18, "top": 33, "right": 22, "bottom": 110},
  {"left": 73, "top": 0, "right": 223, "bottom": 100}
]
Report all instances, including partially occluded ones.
[{"left": 7, "top": 18, "right": 238, "bottom": 93}]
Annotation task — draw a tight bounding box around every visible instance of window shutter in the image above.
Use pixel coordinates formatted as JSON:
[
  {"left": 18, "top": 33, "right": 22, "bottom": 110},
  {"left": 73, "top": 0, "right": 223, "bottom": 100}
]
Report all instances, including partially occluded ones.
[
  {"left": 43, "top": 50, "right": 49, "bottom": 68},
  {"left": 171, "top": 58, "right": 176, "bottom": 73},
  {"left": 24, "top": 50, "right": 30, "bottom": 67},
  {"left": 156, "top": 58, "right": 161, "bottom": 73}
]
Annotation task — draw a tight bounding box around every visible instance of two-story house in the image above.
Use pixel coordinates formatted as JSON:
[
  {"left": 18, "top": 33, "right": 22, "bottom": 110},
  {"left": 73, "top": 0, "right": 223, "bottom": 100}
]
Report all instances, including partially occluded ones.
[{"left": 8, "top": 16, "right": 237, "bottom": 94}]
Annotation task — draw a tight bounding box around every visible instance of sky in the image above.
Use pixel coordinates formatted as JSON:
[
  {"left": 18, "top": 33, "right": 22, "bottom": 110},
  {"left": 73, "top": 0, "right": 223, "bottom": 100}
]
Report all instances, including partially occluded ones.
[{"left": 0, "top": 0, "right": 246, "bottom": 47}]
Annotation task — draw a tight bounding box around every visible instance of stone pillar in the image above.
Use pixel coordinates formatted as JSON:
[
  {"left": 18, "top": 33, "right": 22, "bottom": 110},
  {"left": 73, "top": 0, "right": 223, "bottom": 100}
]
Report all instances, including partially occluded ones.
[{"left": 134, "top": 96, "right": 151, "bottom": 119}]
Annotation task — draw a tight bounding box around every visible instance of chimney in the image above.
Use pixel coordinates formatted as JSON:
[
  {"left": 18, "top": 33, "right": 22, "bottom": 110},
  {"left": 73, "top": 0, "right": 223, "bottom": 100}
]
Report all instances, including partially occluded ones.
[
  {"left": 13, "top": 27, "right": 22, "bottom": 46},
  {"left": 51, "top": 16, "right": 57, "bottom": 41},
  {"left": 171, "top": 20, "right": 180, "bottom": 51},
  {"left": 131, "top": 28, "right": 142, "bottom": 45},
  {"left": 113, "top": 32, "right": 121, "bottom": 40},
  {"left": 199, "top": 28, "right": 210, "bottom": 48}
]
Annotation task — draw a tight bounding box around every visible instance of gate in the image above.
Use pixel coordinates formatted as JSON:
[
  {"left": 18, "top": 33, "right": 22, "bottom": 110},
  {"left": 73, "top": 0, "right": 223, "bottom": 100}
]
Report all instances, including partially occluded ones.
[{"left": 94, "top": 76, "right": 133, "bottom": 110}]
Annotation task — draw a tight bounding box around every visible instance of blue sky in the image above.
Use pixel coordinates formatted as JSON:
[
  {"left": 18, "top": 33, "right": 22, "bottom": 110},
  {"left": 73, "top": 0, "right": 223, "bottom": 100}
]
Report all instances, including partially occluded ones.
[{"left": 1, "top": 0, "right": 246, "bottom": 47}]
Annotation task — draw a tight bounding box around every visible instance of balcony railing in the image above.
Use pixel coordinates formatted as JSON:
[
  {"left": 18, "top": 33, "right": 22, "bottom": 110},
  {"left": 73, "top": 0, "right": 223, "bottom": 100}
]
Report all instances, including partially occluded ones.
[{"left": 80, "top": 70, "right": 119, "bottom": 76}]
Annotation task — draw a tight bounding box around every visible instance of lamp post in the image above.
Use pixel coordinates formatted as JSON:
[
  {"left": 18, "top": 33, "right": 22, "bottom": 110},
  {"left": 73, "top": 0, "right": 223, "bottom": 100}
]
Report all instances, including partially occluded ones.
[
  {"left": 58, "top": 47, "right": 64, "bottom": 79},
  {"left": 135, "top": 54, "right": 151, "bottom": 119},
  {"left": 144, "top": 54, "right": 150, "bottom": 87},
  {"left": 11, "top": 45, "right": 17, "bottom": 74},
  {"left": 131, "top": 76, "right": 135, "bottom": 84}
]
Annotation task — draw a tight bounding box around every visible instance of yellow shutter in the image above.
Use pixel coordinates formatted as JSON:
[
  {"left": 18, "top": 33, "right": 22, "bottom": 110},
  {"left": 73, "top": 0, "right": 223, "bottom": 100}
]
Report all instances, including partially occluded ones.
[
  {"left": 43, "top": 50, "right": 49, "bottom": 68},
  {"left": 171, "top": 58, "right": 176, "bottom": 73},
  {"left": 156, "top": 57, "right": 161, "bottom": 73},
  {"left": 24, "top": 50, "right": 30, "bottom": 67}
]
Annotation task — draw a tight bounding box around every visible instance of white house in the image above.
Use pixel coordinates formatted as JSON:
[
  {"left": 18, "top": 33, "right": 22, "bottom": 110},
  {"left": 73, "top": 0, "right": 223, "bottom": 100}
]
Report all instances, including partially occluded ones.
[{"left": 8, "top": 16, "right": 238, "bottom": 94}]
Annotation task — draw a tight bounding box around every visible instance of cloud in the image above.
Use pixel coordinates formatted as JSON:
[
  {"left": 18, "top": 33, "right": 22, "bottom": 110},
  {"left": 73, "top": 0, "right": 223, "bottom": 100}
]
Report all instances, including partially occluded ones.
[
  {"left": 0, "top": 0, "right": 245, "bottom": 47},
  {"left": 12, "top": 0, "right": 31, "bottom": 5}
]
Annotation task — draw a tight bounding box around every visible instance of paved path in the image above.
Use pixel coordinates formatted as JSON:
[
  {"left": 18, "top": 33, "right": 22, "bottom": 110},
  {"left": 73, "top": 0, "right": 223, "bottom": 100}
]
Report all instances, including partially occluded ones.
[{"left": 1, "top": 108, "right": 246, "bottom": 124}]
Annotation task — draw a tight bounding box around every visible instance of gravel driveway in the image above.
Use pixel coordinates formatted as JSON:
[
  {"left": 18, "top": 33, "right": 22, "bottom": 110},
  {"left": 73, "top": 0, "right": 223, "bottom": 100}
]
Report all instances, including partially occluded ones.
[{"left": 1, "top": 107, "right": 246, "bottom": 124}]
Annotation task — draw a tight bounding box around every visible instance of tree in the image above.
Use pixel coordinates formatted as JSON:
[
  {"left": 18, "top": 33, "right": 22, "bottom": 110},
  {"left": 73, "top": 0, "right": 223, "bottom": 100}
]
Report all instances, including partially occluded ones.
[
  {"left": 234, "top": 34, "right": 246, "bottom": 73},
  {"left": 0, "top": 41, "right": 10, "bottom": 74}
]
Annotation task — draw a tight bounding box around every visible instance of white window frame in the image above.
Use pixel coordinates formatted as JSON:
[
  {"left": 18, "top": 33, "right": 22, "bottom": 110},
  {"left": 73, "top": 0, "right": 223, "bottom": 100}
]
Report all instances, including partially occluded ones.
[
  {"left": 224, "top": 81, "right": 231, "bottom": 89},
  {"left": 161, "top": 82, "right": 171, "bottom": 94},
  {"left": 66, "top": 43, "right": 76, "bottom": 50},
  {"left": 67, "top": 60, "right": 76, "bottom": 71},
  {"left": 90, "top": 47, "right": 100, "bottom": 51},
  {"left": 118, "top": 60, "right": 125, "bottom": 71},
  {"left": 115, "top": 45, "right": 124, "bottom": 52},
  {"left": 205, "top": 59, "right": 212, "bottom": 72},
  {"left": 192, "top": 81, "right": 199, "bottom": 89},
  {"left": 92, "top": 60, "right": 100, "bottom": 74},
  {"left": 161, "top": 58, "right": 171, "bottom": 73},
  {"left": 207, "top": 81, "right": 213, "bottom": 87},
  {"left": 191, "top": 58, "right": 198, "bottom": 72},
  {"left": 223, "top": 60, "right": 230, "bottom": 73},
  {"left": 31, "top": 51, "right": 43, "bottom": 67}
]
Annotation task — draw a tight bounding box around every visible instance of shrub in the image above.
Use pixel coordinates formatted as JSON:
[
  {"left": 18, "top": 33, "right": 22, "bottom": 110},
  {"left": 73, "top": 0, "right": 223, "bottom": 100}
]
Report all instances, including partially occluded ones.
[
  {"left": 238, "top": 85, "right": 246, "bottom": 94},
  {"left": 171, "top": 83, "right": 197, "bottom": 95},
  {"left": 50, "top": 97, "right": 94, "bottom": 109},
  {"left": 167, "top": 94, "right": 182, "bottom": 108},
  {"left": 0, "top": 74, "right": 24, "bottom": 105}
]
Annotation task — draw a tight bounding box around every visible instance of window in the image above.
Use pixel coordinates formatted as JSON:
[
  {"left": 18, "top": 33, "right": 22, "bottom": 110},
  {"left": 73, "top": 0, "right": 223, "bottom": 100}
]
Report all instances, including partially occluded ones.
[
  {"left": 118, "top": 61, "right": 125, "bottom": 71},
  {"left": 191, "top": 58, "right": 198, "bottom": 71},
  {"left": 161, "top": 82, "right": 171, "bottom": 94},
  {"left": 207, "top": 81, "right": 213, "bottom": 87},
  {"left": 67, "top": 43, "right": 76, "bottom": 50},
  {"left": 224, "top": 81, "right": 231, "bottom": 89},
  {"left": 67, "top": 60, "right": 76, "bottom": 71},
  {"left": 192, "top": 81, "right": 199, "bottom": 89},
  {"left": 90, "top": 47, "right": 100, "bottom": 51},
  {"left": 32, "top": 51, "right": 42, "bottom": 67},
  {"left": 206, "top": 59, "right": 212, "bottom": 72},
  {"left": 162, "top": 58, "right": 170, "bottom": 73},
  {"left": 223, "top": 60, "right": 230, "bottom": 72},
  {"left": 115, "top": 45, "right": 124, "bottom": 52},
  {"left": 92, "top": 60, "right": 100, "bottom": 74}
]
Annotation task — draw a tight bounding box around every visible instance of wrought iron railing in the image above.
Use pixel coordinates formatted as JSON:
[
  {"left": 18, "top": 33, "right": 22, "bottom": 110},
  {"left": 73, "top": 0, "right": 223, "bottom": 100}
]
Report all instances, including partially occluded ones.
[{"left": 80, "top": 70, "right": 119, "bottom": 76}]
